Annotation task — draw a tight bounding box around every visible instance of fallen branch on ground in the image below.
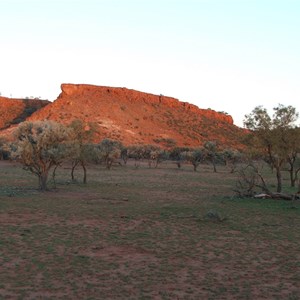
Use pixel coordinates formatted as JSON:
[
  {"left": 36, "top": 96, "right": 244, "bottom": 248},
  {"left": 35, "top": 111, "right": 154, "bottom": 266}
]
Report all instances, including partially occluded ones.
[{"left": 254, "top": 192, "right": 300, "bottom": 201}]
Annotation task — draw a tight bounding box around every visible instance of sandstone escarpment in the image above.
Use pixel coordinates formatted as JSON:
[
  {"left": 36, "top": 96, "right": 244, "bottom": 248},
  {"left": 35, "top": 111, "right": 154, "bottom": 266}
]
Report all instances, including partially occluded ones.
[
  {"left": 8, "top": 84, "right": 245, "bottom": 149},
  {"left": 0, "top": 97, "right": 50, "bottom": 130}
]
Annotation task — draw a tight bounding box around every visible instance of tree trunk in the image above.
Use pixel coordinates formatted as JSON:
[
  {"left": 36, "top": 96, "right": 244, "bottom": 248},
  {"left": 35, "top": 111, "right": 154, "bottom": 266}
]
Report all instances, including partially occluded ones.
[
  {"left": 52, "top": 164, "right": 59, "bottom": 189},
  {"left": 276, "top": 167, "right": 282, "bottom": 193},
  {"left": 291, "top": 173, "right": 296, "bottom": 188},
  {"left": 81, "top": 161, "right": 87, "bottom": 184},
  {"left": 107, "top": 159, "right": 112, "bottom": 170},
  {"left": 193, "top": 162, "right": 200, "bottom": 172},
  {"left": 71, "top": 160, "right": 79, "bottom": 181},
  {"left": 39, "top": 171, "right": 48, "bottom": 191},
  {"left": 288, "top": 163, "right": 296, "bottom": 187},
  {"left": 212, "top": 158, "right": 217, "bottom": 173},
  {"left": 230, "top": 164, "right": 235, "bottom": 173}
]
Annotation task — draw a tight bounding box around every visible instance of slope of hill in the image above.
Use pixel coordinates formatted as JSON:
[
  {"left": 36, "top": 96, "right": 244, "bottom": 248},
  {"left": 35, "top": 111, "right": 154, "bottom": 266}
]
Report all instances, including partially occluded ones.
[
  {"left": 26, "top": 83, "right": 245, "bottom": 149},
  {"left": 0, "top": 97, "right": 50, "bottom": 130}
]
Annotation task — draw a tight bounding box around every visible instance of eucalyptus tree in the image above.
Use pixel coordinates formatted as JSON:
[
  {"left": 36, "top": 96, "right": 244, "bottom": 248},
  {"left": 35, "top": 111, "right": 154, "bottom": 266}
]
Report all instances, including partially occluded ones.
[
  {"left": 221, "top": 149, "right": 243, "bottom": 173},
  {"left": 13, "top": 121, "right": 73, "bottom": 190},
  {"left": 204, "top": 141, "right": 218, "bottom": 172},
  {"left": 183, "top": 148, "right": 206, "bottom": 172},
  {"left": 244, "top": 104, "right": 299, "bottom": 192},
  {"left": 94, "top": 139, "right": 123, "bottom": 169},
  {"left": 284, "top": 127, "right": 300, "bottom": 187},
  {"left": 69, "top": 119, "right": 98, "bottom": 184}
]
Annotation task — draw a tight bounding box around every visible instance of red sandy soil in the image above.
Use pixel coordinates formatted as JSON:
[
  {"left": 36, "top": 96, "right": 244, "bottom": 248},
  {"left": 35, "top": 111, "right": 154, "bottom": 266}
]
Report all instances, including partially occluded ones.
[{"left": 1, "top": 160, "right": 299, "bottom": 299}]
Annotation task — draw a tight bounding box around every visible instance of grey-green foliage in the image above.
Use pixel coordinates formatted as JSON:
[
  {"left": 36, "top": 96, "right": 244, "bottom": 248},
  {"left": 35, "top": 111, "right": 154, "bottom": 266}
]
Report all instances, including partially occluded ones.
[
  {"left": 68, "top": 119, "right": 98, "bottom": 183},
  {"left": 182, "top": 148, "right": 206, "bottom": 171},
  {"left": 12, "top": 121, "right": 74, "bottom": 190},
  {"left": 204, "top": 141, "right": 218, "bottom": 172},
  {"left": 244, "top": 104, "right": 299, "bottom": 192},
  {"left": 221, "top": 149, "right": 243, "bottom": 173},
  {"left": 126, "top": 144, "right": 166, "bottom": 168},
  {"left": 94, "top": 139, "right": 123, "bottom": 169},
  {"left": 0, "top": 137, "right": 10, "bottom": 160}
]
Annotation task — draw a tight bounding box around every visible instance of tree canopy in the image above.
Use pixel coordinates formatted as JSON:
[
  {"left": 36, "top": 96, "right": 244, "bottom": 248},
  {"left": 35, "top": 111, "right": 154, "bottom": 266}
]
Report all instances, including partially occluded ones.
[
  {"left": 13, "top": 121, "right": 73, "bottom": 190},
  {"left": 244, "top": 104, "right": 299, "bottom": 192}
]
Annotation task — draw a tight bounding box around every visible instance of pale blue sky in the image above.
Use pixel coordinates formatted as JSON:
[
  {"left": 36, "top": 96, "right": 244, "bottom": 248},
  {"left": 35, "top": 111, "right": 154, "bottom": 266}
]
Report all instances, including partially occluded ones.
[{"left": 1, "top": 0, "right": 299, "bottom": 126}]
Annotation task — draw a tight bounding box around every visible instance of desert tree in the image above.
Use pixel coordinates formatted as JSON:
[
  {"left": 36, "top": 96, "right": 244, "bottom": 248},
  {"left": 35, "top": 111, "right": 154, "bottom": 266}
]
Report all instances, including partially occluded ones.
[
  {"left": 235, "top": 161, "right": 300, "bottom": 200},
  {"left": 94, "top": 139, "right": 123, "bottom": 169},
  {"left": 244, "top": 104, "right": 299, "bottom": 193},
  {"left": 133, "top": 144, "right": 165, "bottom": 168},
  {"left": 127, "top": 145, "right": 144, "bottom": 167},
  {"left": 0, "top": 137, "right": 9, "bottom": 160},
  {"left": 13, "top": 121, "right": 73, "bottom": 190},
  {"left": 0, "top": 137, "right": 4, "bottom": 160},
  {"left": 183, "top": 148, "right": 206, "bottom": 171},
  {"left": 147, "top": 146, "right": 166, "bottom": 168},
  {"left": 204, "top": 141, "right": 218, "bottom": 172},
  {"left": 283, "top": 127, "right": 300, "bottom": 187},
  {"left": 221, "top": 148, "right": 243, "bottom": 173},
  {"left": 69, "top": 119, "right": 98, "bottom": 184},
  {"left": 234, "top": 162, "right": 271, "bottom": 197},
  {"left": 169, "top": 147, "right": 190, "bottom": 168},
  {"left": 120, "top": 147, "right": 128, "bottom": 165},
  {"left": 127, "top": 144, "right": 166, "bottom": 168}
]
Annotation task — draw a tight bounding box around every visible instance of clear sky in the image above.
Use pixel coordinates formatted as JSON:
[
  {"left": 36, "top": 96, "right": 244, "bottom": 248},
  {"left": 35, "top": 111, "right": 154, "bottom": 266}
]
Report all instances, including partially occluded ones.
[{"left": 1, "top": 0, "right": 299, "bottom": 127}]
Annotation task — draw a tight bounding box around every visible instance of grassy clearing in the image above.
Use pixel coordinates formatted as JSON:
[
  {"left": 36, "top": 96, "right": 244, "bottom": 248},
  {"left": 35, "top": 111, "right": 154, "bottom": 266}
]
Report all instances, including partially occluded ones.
[{"left": 1, "top": 160, "right": 300, "bottom": 299}]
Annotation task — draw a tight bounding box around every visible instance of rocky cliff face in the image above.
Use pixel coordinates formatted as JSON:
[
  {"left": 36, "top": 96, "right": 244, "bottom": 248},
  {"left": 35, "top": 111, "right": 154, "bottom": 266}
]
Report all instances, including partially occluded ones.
[
  {"left": 59, "top": 83, "right": 234, "bottom": 124},
  {"left": 0, "top": 97, "right": 50, "bottom": 130},
  {"left": 26, "top": 83, "right": 244, "bottom": 149}
]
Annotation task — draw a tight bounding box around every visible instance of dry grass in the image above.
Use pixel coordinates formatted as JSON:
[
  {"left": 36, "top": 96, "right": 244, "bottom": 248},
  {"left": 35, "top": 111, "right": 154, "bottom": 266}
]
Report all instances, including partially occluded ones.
[{"left": 1, "top": 160, "right": 300, "bottom": 299}]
